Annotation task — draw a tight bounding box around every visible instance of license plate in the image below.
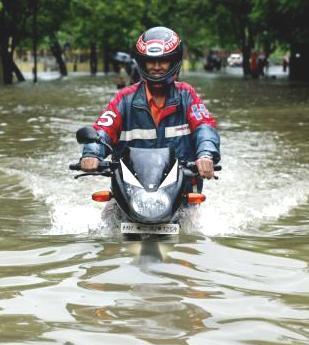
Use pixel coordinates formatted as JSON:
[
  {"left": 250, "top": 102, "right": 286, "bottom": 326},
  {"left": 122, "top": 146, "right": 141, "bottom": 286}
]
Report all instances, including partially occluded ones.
[{"left": 121, "top": 222, "right": 179, "bottom": 235}]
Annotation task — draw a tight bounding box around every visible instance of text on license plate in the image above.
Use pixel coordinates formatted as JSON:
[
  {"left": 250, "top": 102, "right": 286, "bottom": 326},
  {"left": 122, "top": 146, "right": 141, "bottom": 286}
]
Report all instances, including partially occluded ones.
[{"left": 121, "top": 223, "right": 179, "bottom": 234}]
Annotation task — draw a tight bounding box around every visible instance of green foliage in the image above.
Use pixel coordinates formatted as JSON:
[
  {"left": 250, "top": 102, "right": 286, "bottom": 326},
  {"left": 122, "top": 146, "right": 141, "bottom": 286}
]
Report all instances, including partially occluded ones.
[
  {"left": 251, "top": 0, "right": 309, "bottom": 45},
  {"left": 69, "top": 0, "right": 145, "bottom": 52},
  {"left": 37, "top": 0, "right": 72, "bottom": 39},
  {"left": 3, "top": 0, "right": 309, "bottom": 65}
]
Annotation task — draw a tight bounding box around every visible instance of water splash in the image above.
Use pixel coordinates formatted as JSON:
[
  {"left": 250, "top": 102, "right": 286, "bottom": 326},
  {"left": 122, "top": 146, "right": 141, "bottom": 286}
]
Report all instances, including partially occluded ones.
[{"left": 2, "top": 120, "right": 308, "bottom": 238}]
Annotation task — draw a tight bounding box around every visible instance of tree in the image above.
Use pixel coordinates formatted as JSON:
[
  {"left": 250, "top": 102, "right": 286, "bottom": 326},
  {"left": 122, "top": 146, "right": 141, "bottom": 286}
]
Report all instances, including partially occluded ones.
[
  {"left": 2, "top": 0, "right": 309, "bottom": 83},
  {"left": 0, "top": 0, "right": 29, "bottom": 84},
  {"left": 252, "top": 0, "right": 309, "bottom": 81},
  {"left": 0, "top": 0, "right": 72, "bottom": 83},
  {"left": 200, "top": 0, "right": 259, "bottom": 76},
  {"left": 36, "top": 0, "right": 72, "bottom": 77},
  {"left": 70, "top": 0, "right": 145, "bottom": 74}
]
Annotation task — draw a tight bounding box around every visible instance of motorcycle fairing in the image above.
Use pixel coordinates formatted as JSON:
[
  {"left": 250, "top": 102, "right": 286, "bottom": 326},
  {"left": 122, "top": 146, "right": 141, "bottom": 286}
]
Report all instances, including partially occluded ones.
[
  {"left": 111, "top": 147, "right": 185, "bottom": 224},
  {"left": 120, "top": 146, "right": 176, "bottom": 191}
]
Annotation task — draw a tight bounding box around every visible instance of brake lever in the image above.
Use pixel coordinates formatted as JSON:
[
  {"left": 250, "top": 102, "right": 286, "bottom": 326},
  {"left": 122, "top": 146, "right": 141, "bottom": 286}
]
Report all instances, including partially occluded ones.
[
  {"left": 74, "top": 172, "right": 100, "bottom": 179},
  {"left": 74, "top": 171, "right": 113, "bottom": 179}
]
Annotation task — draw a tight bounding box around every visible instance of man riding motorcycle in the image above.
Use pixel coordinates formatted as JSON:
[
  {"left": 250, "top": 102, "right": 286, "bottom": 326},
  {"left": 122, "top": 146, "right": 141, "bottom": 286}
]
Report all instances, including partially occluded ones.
[{"left": 80, "top": 27, "right": 220, "bottom": 188}]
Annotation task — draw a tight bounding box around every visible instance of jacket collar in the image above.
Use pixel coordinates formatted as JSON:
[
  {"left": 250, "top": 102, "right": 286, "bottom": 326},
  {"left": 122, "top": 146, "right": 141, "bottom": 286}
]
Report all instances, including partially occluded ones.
[{"left": 132, "top": 81, "right": 180, "bottom": 109}]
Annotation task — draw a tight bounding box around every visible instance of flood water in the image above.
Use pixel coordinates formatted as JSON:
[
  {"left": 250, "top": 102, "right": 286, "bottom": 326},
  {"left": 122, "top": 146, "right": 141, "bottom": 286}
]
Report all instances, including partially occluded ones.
[{"left": 0, "top": 71, "right": 308, "bottom": 345}]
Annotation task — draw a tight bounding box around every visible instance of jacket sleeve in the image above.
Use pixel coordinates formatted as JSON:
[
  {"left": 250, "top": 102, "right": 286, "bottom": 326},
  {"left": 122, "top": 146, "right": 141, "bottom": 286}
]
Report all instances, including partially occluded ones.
[
  {"left": 185, "top": 85, "right": 221, "bottom": 163},
  {"left": 82, "top": 92, "right": 124, "bottom": 160}
]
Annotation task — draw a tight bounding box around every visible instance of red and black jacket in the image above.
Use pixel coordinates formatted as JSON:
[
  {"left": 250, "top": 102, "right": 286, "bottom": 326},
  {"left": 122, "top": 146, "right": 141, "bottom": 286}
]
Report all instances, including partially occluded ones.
[{"left": 83, "top": 81, "right": 220, "bottom": 163}]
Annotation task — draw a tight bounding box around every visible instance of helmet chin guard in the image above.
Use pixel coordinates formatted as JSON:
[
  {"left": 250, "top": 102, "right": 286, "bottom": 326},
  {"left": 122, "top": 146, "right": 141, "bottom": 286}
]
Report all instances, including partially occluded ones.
[{"left": 135, "top": 27, "right": 183, "bottom": 85}]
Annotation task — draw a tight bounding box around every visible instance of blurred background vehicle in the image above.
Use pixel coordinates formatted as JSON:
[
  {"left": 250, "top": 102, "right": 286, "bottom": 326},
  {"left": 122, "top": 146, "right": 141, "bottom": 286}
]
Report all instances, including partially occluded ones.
[{"left": 204, "top": 50, "right": 222, "bottom": 71}]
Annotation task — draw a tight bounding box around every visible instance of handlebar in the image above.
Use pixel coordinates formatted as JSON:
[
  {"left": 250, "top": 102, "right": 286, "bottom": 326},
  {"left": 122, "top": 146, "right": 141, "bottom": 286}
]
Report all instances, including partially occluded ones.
[
  {"left": 185, "top": 162, "right": 222, "bottom": 172},
  {"left": 69, "top": 161, "right": 118, "bottom": 171},
  {"left": 183, "top": 162, "right": 222, "bottom": 179},
  {"left": 69, "top": 159, "right": 221, "bottom": 179},
  {"left": 69, "top": 161, "right": 118, "bottom": 178},
  {"left": 69, "top": 163, "right": 82, "bottom": 171}
]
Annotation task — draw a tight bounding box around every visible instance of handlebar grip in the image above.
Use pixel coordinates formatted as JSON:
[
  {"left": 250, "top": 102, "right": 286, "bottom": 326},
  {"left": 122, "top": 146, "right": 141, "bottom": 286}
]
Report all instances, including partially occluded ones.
[
  {"left": 69, "top": 163, "right": 81, "bottom": 170},
  {"left": 186, "top": 162, "right": 222, "bottom": 171},
  {"left": 69, "top": 160, "right": 117, "bottom": 172},
  {"left": 69, "top": 162, "right": 108, "bottom": 171}
]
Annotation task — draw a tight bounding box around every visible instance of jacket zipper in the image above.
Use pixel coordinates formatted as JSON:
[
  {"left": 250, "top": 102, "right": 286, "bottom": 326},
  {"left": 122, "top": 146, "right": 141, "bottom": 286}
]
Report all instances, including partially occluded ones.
[{"left": 132, "top": 102, "right": 180, "bottom": 147}]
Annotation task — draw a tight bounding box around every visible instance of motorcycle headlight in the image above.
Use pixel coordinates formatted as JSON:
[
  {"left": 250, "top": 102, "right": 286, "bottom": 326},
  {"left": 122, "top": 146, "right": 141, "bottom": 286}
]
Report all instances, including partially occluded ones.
[{"left": 131, "top": 189, "right": 170, "bottom": 219}]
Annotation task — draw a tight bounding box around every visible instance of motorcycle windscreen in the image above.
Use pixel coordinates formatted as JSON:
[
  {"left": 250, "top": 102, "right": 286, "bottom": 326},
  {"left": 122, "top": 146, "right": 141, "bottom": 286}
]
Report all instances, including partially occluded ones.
[{"left": 121, "top": 147, "right": 176, "bottom": 190}]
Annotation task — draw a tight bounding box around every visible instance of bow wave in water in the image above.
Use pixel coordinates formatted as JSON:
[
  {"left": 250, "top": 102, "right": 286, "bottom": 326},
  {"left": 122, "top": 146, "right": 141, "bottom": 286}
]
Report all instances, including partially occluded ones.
[{"left": 2, "top": 117, "right": 308, "bottom": 238}]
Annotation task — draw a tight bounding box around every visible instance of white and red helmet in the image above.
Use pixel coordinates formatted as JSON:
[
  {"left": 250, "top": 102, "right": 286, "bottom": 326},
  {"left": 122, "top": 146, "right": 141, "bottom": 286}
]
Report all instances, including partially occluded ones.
[{"left": 135, "top": 27, "right": 183, "bottom": 84}]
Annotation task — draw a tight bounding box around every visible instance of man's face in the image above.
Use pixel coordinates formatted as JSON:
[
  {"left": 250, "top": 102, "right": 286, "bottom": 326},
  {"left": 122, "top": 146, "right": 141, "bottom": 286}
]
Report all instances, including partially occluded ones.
[{"left": 145, "top": 59, "right": 171, "bottom": 77}]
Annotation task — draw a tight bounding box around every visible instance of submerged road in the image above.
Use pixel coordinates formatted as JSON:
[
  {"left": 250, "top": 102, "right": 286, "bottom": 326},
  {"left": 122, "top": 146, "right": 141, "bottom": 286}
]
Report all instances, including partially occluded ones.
[{"left": 0, "top": 72, "right": 308, "bottom": 344}]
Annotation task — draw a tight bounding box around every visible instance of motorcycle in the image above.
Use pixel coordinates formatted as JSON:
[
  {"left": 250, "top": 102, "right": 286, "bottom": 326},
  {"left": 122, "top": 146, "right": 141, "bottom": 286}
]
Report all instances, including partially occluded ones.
[{"left": 69, "top": 126, "right": 221, "bottom": 235}]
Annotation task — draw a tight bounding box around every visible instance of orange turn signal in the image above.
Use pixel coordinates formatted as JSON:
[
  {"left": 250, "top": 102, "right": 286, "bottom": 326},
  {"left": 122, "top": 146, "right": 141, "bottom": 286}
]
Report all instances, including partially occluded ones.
[
  {"left": 187, "top": 193, "right": 206, "bottom": 204},
  {"left": 92, "top": 191, "right": 112, "bottom": 202}
]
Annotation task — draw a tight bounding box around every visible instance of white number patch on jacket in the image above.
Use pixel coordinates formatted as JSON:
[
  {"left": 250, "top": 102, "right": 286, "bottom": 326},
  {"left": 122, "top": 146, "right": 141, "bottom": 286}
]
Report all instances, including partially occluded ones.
[{"left": 97, "top": 111, "right": 117, "bottom": 127}]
